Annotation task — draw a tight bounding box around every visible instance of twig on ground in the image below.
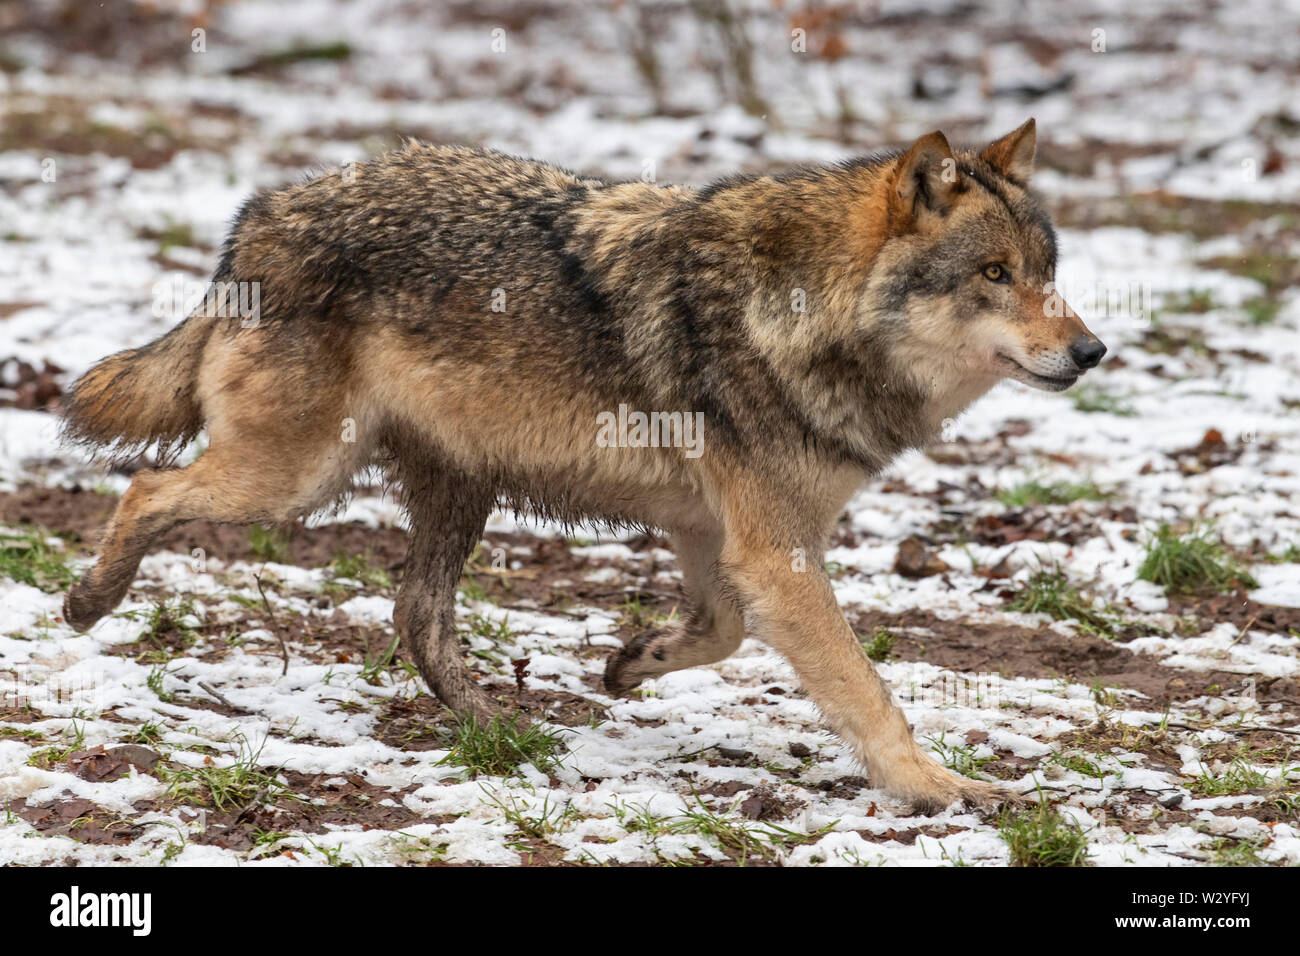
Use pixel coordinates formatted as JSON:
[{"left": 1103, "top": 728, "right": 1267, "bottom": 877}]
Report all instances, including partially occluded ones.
[
  {"left": 197, "top": 680, "right": 250, "bottom": 714},
  {"left": 1168, "top": 720, "right": 1300, "bottom": 738},
  {"left": 254, "top": 572, "right": 291, "bottom": 676}
]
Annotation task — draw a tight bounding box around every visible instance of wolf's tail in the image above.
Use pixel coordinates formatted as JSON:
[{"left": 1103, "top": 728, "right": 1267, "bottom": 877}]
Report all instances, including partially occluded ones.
[{"left": 60, "top": 315, "right": 213, "bottom": 464}]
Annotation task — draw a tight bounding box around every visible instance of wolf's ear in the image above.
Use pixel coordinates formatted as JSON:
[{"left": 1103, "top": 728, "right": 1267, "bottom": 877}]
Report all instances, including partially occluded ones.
[
  {"left": 893, "top": 131, "right": 960, "bottom": 224},
  {"left": 980, "top": 118, "right": 1036, "bottom": 184}
]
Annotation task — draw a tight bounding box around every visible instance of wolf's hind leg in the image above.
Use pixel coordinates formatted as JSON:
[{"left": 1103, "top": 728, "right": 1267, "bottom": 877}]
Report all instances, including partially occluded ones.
[
  {"left": 604, "top": 528, "right": 745, "bottom": 693},
  {"left": 64, "top": 436, "right": 346, "bottom": 631},
  {"left": 393, "top": 455, "right": 499, "bottom": 722}
]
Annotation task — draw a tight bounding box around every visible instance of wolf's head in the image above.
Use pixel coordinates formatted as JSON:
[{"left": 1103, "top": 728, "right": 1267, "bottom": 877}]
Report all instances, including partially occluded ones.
[{"left": 866, "top": 120, "right": 1105, "bottom": 397}]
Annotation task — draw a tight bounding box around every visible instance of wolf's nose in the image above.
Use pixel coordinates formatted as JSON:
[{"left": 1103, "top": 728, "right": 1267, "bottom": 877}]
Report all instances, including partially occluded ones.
[{"left": 1069, "top": 337, "right": 1107, "bottom": 370}]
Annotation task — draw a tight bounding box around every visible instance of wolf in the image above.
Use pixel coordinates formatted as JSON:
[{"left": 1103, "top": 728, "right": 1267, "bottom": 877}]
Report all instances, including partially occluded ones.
[{"left": 61, "top": 118, "right": 1105, "bottom": 812}]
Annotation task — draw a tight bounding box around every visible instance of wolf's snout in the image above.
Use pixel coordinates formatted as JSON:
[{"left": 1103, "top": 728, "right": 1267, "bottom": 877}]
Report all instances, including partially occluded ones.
[{"left": 1068, "top": 336, "right": 1106, "bottom": 371}]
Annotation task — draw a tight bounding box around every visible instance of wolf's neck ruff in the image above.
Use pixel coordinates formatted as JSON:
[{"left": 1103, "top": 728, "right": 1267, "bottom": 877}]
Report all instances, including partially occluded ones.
[
  {"left": 559, "top": 158, "right": 956, "bottom": 478},
  {"left": 572, "top": 156, "right": 978, "bottom": 474}
]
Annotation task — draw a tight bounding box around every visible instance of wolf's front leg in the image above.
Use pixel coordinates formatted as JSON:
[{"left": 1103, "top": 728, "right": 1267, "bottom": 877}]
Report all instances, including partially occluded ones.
[{"left": 719, "top": 533, "right": 1015, "bottom": 814}]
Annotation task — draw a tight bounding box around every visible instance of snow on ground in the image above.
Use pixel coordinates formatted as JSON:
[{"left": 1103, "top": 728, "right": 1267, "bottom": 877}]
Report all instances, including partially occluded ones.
[{"left": 0, "top": 0, "right": 1298, "bottom": 866}]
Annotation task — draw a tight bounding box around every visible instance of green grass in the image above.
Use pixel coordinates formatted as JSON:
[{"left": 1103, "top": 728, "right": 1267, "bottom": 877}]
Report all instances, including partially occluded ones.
[
  {"left": 1052, "top": 194, "right": 1299, "bottom": 241},
  {"left": 302, "top": 836, "right": 358, "bottom": 867},
  {"left": 1090, "top": 682, "right": 1120, "bottom": 708},
  {"left": 328, "top": 551, "right": 392, "bottom": 590},
  {"left": 466, "top": 613, "right": 513, "bottom": 643},
  {"left": 996, "top": 479, "right": 1108, "bottom": 508},
  {"left": 458, "top": 545, "right": 495, "bottom": 603},
  {"left": 115, "top": 597, "right": 202, "bottom": 663},
  {"left": 999, "top": 801, "right": 1092, "bottom": 867},
  {"left": 483, "top": 787, "right": 583, "bottom": 841},
  {"left": 459, "top": 574, "right": 489, "bottom": 603},
  {"left": 1160, "top": 288, "right": 1217, "bottom": 314},
  {"left": 250, "top": 827, "right": 292, "bottom": 854},
  {"left": 0, "top": 726, "right": 45, "bottom": 741},
  {"left": 437, "top": 714, "right": 568, "bottom": 779},
  {"left": 463, "top": 613, "right": 514, "bottom": 667},
  {"left": 1208, "top": 837, "right": 1268, "bottom": 867},
  {"left": 859, "top": 626, "right": 896, "bottom": 663},
  {"left": 24, "top": 718, "right": 87, "bottom": 768},
  {"left": 146, "top": 663, "right": 176, "bottom": 703},
  {"left": 389, "top": 832, "right": 450, "bottom": 864},
  {"left": 1199, "top": 252, "right": 1299, "bottom": 296},
  {"left": 146, "top": 219, "right": 197, "bottom": 254},
  {"left": 1140, "top": 324, "right": 1210, "bottom": 358},
  {"left": 1006, "top": 568, "right": 1120, "bottom": 638},
  {"left": 130, "top": 720, "right": 165, "bottom": 746},
  {"left": 929, "top": 733, "right": 996, "bottom": 780},
  {"left": 1137, "top": 524, "right": 1256, "bottom": 595},
  {"left": 1265, "top": 544, "right": 1300, "bottom": 564},
  {"left": 607, "top": 794, "right": 832, "bottom": 866},
  {"left": 1048, "top": 751, "right": 1108, "bottom": 780},
  {"left": 1070, "top": 385, "right": 1136, "bottom": 417},
  {"left": 359, "top": 634, "right": 413, "bottom": 685},
  {"left": 1243, "top": 296, "right": 1282, "bottom": 326},
  {"left": 618, "top": 593, "right": 674, "bottom": 630},
  {"left": 1191, "top": 757, "right": 1296, "bottom": 797},
  {"left": 143, "top": 597, "right": 199, "bottom": 643},
  {"left": 0, "top": 530, "right": 76, "bottom": 593},
  {"left": 248, "top": 524, "right": 290, "bottom": 563},
  {"left": 246, "top": 41, "right": 353, "bottom": 70},
  {"left": 158, "top": 733, "right": 287, "bottom": 812},
  {"left": 667, "top": 796, "right": 829, "bottom": 866}
]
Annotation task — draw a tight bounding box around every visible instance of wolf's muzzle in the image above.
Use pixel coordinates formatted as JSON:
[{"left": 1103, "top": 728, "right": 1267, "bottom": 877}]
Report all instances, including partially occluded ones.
[{"left": 1069, "top": 336, "right": 1107, "bottom": 370}]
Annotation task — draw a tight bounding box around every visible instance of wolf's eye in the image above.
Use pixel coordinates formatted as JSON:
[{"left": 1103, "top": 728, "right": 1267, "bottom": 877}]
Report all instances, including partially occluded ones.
[{"left": 982, "top": 263, "right": 1007, "bottom": 283}]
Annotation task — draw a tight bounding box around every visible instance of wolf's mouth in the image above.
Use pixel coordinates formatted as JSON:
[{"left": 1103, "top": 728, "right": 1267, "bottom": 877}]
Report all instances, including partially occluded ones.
[{"left": 996, "top": 354, "right": 1079, "bottom": 392}]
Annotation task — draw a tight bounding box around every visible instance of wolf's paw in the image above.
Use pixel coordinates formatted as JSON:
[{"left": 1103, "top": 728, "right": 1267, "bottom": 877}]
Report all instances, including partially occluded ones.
[
  {"left": 890, "top": 762, "right": 1025, "bottom": 816},
  {"left": 63, "top": 580, "right": 111, "bottom": 633},
  {"left": 602, "top": 645, "right": 643, "bottom": 696},
  {"left": 602, "top": 629, "right": 667, "bottom": 695},
  {"left": 935, "top": 777, "right": 1025, "bottom": 814}
]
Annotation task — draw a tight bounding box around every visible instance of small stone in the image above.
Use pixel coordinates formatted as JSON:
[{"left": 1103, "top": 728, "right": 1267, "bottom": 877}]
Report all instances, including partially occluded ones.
[
  {"left": 715, "top": 746, "right": 752, "bottom": 762},
  {"left": 893, "top": 535, "right": 949, "bottom": 578},
  {"left": 105, "top": 745, "right": 161, "bottom": 771},
  {"left": 788, "top": 742, "right": 812, "bottom": 759}
]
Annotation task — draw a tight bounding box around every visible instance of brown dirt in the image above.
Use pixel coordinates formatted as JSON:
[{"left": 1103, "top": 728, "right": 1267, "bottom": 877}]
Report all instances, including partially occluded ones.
[
  {"left": 0, "top": 484, "right": 413, "bottom": 570},
  {"left": 848, "top": 606, "right": 1299, "bottom": 709},
  {"left": 6, "top": 755, "right": 432, "bottom": 853},
  {"left": 6, "top": 796, "right": 144, "bottom": 847},
  {"left": 1169, "top": 589, "right": 1300, "bottom": 641},
  {"left": 1, "top": 0, "right": 207, "bottom": 69}
]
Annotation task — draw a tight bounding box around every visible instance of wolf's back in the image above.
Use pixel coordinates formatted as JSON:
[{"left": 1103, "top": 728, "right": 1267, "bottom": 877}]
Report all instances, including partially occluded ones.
[{"left": 61, "top": 144, "right": 620, "bottom": 465}]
